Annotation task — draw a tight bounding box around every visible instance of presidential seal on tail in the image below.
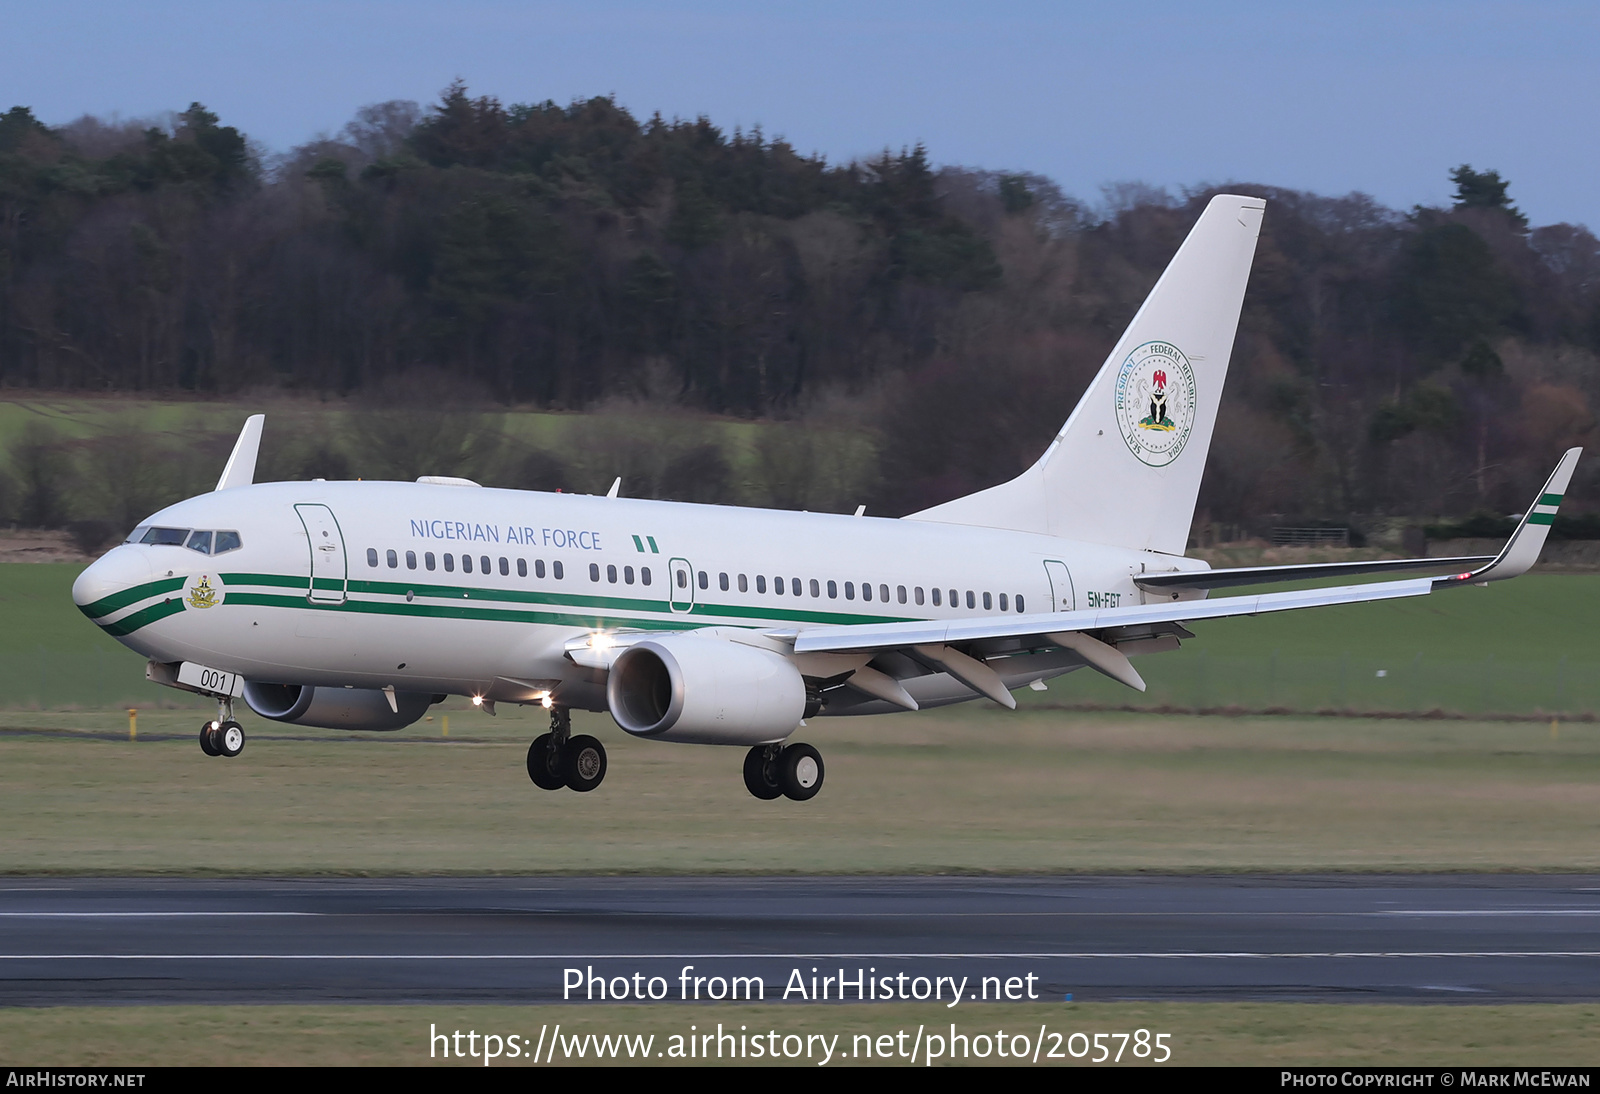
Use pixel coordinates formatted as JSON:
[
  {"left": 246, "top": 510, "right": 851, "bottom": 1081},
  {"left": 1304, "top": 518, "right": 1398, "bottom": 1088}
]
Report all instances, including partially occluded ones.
[{"left": 1113, "top": 341, "right": 1197, "bottom": 467}]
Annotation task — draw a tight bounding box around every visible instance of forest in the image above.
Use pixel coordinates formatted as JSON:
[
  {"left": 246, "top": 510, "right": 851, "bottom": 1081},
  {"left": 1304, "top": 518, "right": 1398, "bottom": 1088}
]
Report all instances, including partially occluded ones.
[{"left": 1, "top": 83, "right": 1598, "bottom": 543}]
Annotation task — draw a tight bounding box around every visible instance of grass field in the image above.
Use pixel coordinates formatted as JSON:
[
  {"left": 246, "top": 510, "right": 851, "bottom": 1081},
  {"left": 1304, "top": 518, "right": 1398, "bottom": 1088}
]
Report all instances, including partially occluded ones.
[
  {"left": 7, "top": 560, "right": 1600, "bottom": 1067},
  {"left": 7, "top": 560, "right": 1600, "bottom": 716},
  {"left": 4, "top": 704, "right": 1599, "bottom": 874},
  {"left": 1, "top": 1001, "right": 1597, "bottom": 1066}
]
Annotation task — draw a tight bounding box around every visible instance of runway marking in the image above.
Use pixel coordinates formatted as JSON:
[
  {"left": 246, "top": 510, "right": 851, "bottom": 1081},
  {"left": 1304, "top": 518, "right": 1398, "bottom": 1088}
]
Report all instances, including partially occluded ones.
[
  {"left": 0, "top": 912, "right": 318, "bottom": 918},
  {"left": 1383, "top": 909, "right": 1600, "bottom": 916},
  {"left": 5, "top": 951, "right": 1600, "bottom": 961},
  {"left": 8, "top": 908, "right": 1597, "bottom": 918}
]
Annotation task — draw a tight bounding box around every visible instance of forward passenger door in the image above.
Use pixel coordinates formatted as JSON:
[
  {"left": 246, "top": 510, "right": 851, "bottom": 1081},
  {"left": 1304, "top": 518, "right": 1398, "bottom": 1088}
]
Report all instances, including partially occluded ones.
[{"left": 296, "top": 503, "right": 348, "bottom": 605}]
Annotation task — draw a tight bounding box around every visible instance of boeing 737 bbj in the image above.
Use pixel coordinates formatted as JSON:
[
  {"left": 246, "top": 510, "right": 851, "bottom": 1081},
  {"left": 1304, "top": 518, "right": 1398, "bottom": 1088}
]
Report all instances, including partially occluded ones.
[{"left": 71, "top": 195, "right": 1581, "bottom": 801}]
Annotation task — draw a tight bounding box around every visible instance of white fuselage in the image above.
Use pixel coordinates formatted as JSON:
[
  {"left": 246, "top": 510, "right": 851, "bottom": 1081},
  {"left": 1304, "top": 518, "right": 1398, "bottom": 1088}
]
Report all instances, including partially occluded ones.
[{"left": 74, "top": 480, "right": 1209, "bottom": 718}]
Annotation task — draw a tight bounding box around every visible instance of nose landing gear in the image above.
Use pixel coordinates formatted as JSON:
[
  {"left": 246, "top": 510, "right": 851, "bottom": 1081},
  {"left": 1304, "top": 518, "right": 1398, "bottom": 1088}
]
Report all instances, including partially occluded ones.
[
  {"left": 526, "top": 706, "right": 607, "bottom": 793},
  {"left": 198, "top": 698, "right": 245, "bottom": 758}
]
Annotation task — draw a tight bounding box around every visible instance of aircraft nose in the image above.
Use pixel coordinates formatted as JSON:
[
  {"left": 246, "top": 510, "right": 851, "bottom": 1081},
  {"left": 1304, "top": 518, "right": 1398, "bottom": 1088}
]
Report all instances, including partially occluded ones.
[{"left": 72, "top": 546, "right": 153, "bottom": 615}]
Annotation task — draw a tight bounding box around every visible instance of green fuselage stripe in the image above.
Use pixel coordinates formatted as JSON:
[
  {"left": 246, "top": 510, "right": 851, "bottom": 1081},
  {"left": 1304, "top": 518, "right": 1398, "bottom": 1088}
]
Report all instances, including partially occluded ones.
[
  {"left": 216, "top": 572, "right": 912, "bottom": 627},
  {"left": 222, "top": 591, "right": 710, "bottom": 632},
  {"left": 95, "top": 565, "right": 939, "bottom": 636},
  {"left": 99, "top": 597, "right": 187, "bottom": 637},
  {"left": 77, "top": 576, "right": 186, "bottom": 620}
]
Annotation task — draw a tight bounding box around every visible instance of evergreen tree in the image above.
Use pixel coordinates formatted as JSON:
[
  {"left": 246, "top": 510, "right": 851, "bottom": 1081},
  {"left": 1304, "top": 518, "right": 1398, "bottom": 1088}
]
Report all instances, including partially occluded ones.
[{"left": 1449, "top": 164, "right": 1528, "bottom": 229}]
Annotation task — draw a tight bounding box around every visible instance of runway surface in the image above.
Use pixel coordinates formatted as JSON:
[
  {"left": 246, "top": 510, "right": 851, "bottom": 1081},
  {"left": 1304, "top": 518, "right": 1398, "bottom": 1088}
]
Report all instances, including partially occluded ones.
[{"left": 4, "top": 876, "right": 1600, "bottom": 1005}]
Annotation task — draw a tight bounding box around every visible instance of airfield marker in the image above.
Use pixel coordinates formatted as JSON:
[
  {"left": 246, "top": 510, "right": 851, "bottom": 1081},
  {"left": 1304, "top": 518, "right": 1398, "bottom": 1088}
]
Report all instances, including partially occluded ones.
[{"left": 128, "top": 709, "right": 137, "bottom": 741}]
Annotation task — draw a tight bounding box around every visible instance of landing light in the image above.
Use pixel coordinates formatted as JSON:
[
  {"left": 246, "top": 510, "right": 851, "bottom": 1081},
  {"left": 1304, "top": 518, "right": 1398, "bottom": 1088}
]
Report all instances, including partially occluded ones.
[
  {"left": 471, "top": 695, "right": 484, "bottom": 707},
  {"left": 540, "top": 693, "right": 554, "bottom": 710},
  {"left": 588, "top": 632, "right": 615, "bottom": 651}
]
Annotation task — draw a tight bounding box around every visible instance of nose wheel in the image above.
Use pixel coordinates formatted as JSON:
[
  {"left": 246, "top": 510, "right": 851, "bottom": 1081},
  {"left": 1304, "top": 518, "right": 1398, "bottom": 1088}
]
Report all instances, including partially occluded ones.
[
  {"left": 198, "top": 697, "right": 245, "bottom": 758},
  {"left": 199, "top": 719, "right": 245, "bottom": 758}
]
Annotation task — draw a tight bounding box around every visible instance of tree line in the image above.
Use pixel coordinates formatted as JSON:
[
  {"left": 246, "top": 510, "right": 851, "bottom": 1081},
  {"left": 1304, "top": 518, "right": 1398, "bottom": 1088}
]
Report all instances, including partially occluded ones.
[{"left": 2, "top": 85, "right": 1598, "bottom": 536}]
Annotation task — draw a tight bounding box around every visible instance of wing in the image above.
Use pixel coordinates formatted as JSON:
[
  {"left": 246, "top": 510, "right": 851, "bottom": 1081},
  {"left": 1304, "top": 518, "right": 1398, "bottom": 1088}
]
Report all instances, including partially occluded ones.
[
  {"left": 1134, "top": 555, "right": 1492, "bottom": 592},
  {"left": 787, "top": 448, "right": 1582, "bottom": 709},
  {"left": 1139, "top": 447, "right": 1581, "bottom": 594},
  {"left": 785, "top": 577, "right": 1435, "bottom": 707}
]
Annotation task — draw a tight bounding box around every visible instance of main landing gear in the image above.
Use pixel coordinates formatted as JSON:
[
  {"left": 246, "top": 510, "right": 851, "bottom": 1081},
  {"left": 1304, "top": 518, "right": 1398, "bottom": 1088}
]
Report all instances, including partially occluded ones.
[
  {"left": 198, "top": 698, "right": 245, "bottom": 758},
  {"left": 743, "top": 742, "right": 824, "bottom": 802},
  {"left": 527, "top": 706, "right": 608, "bottom": 793}
]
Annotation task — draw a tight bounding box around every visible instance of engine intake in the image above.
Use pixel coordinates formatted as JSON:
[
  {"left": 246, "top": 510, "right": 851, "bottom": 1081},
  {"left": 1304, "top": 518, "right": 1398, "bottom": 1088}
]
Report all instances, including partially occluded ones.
[
  {"left": 243, "top": 682, "right": 433, "bottom": 731},
  {"left": 606, "top": 636, "right": 806, "bottom": 745}
]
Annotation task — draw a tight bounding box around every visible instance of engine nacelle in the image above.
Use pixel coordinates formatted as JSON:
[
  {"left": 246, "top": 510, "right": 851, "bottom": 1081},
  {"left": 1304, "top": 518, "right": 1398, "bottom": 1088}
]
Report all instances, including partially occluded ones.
[
  {"left": 606, "top": 636, "right": 806, "bottom": 745},
  {"left": 243, "top": 682, "right": 434, "bottom": 731}
]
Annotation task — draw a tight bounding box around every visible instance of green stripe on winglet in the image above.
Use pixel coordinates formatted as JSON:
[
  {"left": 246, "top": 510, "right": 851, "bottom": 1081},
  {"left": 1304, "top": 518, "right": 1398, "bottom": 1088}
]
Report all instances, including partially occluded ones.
[
  {"left": 1539, "top": 493, "right": 1564, "bottom": 507},
  {"left": 1527, "top": 513, "right": 1555, "bottom": 525}
]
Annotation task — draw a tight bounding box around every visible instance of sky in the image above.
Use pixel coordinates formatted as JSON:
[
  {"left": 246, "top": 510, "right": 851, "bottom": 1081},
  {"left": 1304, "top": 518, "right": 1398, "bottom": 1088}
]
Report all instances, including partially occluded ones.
[{"left": 4, "top": 0, "right": 1597, "bottom": 227}]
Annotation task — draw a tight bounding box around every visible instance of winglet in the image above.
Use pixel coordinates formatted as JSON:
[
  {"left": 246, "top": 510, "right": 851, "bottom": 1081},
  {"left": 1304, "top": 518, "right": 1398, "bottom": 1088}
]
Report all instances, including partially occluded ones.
[
  {"left": 214, "top": 415, "right": 265, "bottom": 491},
  {"left": 1435, "top": 448, "right": 1582, "bottom": 587}
]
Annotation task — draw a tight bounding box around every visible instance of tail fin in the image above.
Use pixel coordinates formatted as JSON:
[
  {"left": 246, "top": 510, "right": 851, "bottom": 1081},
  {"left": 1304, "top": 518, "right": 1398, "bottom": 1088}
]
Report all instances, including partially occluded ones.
[{"left": 908, "top": 193, "right": 1265, "bottom": 555}]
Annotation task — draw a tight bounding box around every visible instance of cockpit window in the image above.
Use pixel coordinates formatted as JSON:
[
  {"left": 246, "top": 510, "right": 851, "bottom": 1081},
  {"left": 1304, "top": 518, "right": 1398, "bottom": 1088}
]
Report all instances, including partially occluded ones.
[
  {"left": 136, "top": 527, "right": 242, "bottom": 554},
  {"left": 125, "top": 526, "right": 150, "bottom": 544}
]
